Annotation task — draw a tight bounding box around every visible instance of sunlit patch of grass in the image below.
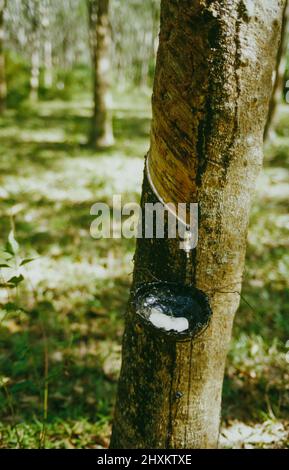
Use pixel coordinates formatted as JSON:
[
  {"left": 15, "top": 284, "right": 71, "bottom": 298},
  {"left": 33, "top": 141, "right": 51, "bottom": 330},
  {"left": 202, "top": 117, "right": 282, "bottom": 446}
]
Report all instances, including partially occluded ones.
[
  {"left": 220, "top": 420, "right": 289, "bottom": 449},
  {"left": 223, "top": 334, "right": 289, "bottom": 422},
  {"left": 0, "top": 418, "right": 111, "bottom": 448},
  {"left": 0, "top": 90, "right": 149, "bottom": 448},
  {"left": 222, "top": 105, "right": 289, "bottom": 434}
]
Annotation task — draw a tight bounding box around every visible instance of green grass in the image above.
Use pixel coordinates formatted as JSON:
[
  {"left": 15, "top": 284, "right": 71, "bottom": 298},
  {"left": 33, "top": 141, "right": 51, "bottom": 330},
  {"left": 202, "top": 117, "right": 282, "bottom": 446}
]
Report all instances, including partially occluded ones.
[
  {"left": 0, "top": 89, "right": 149, "bottom": 448},
  {"left": 222, "top": 106, "right": 289, "bottom": 447},
  {"left": 0, "top": 92, "right": 288, "bottom": 448}
]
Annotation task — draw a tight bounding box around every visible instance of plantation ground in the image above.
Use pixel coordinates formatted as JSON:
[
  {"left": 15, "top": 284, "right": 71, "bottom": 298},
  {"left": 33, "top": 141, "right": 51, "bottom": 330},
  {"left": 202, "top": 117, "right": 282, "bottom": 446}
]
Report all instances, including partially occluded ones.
[{"left": 0, "top": 92, "right": 288, "bottom": 448}]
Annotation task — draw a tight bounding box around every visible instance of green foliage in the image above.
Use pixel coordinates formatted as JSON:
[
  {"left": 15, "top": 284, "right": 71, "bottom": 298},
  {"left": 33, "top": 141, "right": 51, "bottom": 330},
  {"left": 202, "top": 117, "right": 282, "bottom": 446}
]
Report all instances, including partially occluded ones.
[
  {"left": 5, "top": 51, "right": 31, "bottom": 107},
  {"left": 4, "top": 48, "right": 93, "bottom": 105}
]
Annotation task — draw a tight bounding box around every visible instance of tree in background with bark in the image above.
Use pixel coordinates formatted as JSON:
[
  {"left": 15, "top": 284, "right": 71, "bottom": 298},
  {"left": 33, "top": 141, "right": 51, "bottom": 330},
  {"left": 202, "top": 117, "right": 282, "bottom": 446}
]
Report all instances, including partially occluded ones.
[
  {"left": 22, "top": 0, "right": 41, "bottom": 102},
  {"left": 41, "top": 0, "right": 53, "bottom": 89},
  {"left": 0, "top": 0, "right": 7, "bottom": 113},
  {"left": 264, "top": 0, "right": 289, "bottom": 141},
  {"left": 110, "top": 0, "right": 285, "bottom": 449},
  {"left": 111, "top": 0, "right": 159, "bottom": 87},
  {"left": 88, "top": 0, "right": 114, "bottom": 148}
]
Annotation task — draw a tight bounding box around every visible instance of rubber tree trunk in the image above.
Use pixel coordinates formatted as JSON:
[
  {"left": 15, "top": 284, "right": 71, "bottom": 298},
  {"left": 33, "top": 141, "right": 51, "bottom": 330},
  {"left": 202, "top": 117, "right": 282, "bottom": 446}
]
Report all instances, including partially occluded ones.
[
  {"left": 110, "top": 0, "right": 284, "bottom": 449},
  {"left": 264, "top": 0, "right": 289, "bottom": 141},
  {"left": 43, "top": 37, "right": 52, "bottom": 89},
  {"left": 89, "top": 0, "right": 114, "bottom": 147},
  {"left": 0, "top": 0, "right": 7, "bottom": 113},
  {"left": 29, "top": 25, "right": 40, "bottom": 102},
  {"left": 42, "top": 0, "right": 53, "bottom": 89}
]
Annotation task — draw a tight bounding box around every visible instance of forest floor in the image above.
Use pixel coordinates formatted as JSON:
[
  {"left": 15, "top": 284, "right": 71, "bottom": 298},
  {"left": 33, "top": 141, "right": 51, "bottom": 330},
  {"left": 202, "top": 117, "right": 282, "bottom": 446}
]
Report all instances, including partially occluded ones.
[{"left": 0, "top": 91, "right": 288, "bottom": 449}]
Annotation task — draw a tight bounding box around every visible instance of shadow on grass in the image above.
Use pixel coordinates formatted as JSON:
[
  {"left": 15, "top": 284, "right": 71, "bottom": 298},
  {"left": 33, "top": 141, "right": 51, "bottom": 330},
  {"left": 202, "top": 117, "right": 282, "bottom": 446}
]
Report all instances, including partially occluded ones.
[
  {"left": 0, "top": 97, "right": 144, "bottom": 447},
  {"left": 0, "top": 276, "right": 129, "bottom": 448}
]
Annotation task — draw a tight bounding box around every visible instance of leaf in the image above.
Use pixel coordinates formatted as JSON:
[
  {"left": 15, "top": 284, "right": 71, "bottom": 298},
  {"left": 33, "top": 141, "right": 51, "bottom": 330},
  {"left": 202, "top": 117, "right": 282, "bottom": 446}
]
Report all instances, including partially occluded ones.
[
  {"left": 0, "top": 250, "right": 13, "bottom": 260},
  {"left": 0, "top": 377, "right": 10, "bottom": 387},
  {"left": 0, "top": 310, "right": 7, "bottom": 321},
  {"left": 20, "top": 258, "right": 35, "bottom": 267},
  {"left": 6, "top": 231, "right": 19, "bottom": 256},
  {"left": 0, "top": 264, "right": 11, "bottom": 268},
  {"left": 3, "top": 302, "right": 24, "bottom": 312},
  {"left": 7, "top": 274, "right": 24, "bottom": 287}
]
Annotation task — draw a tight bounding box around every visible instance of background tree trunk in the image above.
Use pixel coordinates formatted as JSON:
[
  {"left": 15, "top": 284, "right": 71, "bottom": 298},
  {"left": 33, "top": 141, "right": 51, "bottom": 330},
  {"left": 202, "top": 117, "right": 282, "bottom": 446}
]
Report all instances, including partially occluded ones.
[
  {"left": 89, "top": 0, "right": 114, "bottom": 148},
  {"left": 0, "top": 0, "right": 7, "bottom": 113},
  {"left": 42, "top": 0, "right": 53, "bottom": 89},
  {"left": 29, "top": 12, "right": 40, "bottom": 102},
  {"left": 30, "top": 41, "right": 40, "bottom": 101},
  {"left": 264, "top": 0, "right": 289, "bottom": 141},
  {"left": 110, "top": 0, "right": 284, "bottom": 449}
]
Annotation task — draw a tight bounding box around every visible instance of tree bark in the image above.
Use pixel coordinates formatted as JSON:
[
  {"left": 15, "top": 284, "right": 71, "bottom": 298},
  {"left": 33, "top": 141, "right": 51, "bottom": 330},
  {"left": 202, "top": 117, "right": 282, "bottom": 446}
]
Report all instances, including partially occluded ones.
[
  {"left": 30, "top": 43, "right": 40, "bottom": 101},
  {"left": 43, "top": 37, "right": 52, "bottom": 89},
  {"left": 264, "top": 0, "right": 289, "bottom": 141},
  {"left": 110, "top": 0, "right": 284, "bottom": 449},
  {"left": 89, "top": 0, "right": 114, "bottom": 148},
  {"left": 42, "top": 0, "right": 53, "bottom": 89},
  {"left": 0, "top": 0, "right": 7, "bottom": 113},
  {"left": 29, "top": 13, "right": 40, "bottom": 102}
]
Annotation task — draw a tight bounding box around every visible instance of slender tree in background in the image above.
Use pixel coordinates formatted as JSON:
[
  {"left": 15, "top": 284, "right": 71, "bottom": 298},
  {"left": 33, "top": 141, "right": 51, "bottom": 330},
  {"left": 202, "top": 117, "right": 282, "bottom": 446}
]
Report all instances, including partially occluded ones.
[
  {"left": 0, "top": 0, "right": 7, "bottom": 113},
  {"left": 111, "top": 0, "right": 284, "bottom": 449},
  {"left": 42, "top": 0, "right": 53, "bottom": 89},
  {"left": 24, "top": 0, "right": 40, "bottom": 101},
  {"left": 264, "top": 0, "right": 289, "bottom": 141},
  {"left": 88, "top": 0, "right": 114, "bottom": 147},
  {"left": 110, "top": 0, "right": 160, "bottom": 87},
  {"left": 4, "top": 1, "right": 160, "bottom": 92}
]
